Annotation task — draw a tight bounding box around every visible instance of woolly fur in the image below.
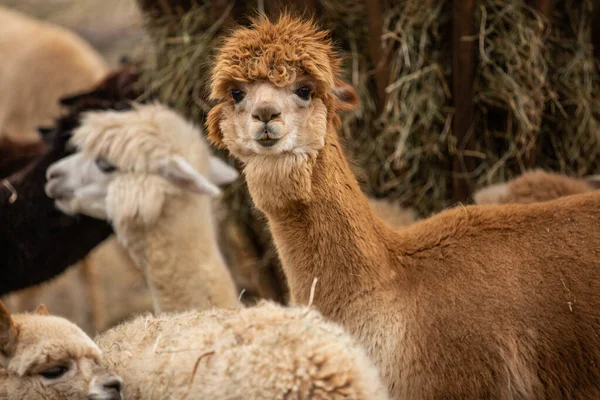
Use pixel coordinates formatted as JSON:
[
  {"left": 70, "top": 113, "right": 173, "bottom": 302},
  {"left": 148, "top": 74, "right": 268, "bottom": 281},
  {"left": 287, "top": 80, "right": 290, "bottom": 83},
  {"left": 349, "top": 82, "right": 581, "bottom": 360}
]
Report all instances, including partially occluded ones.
[
  {"left": 96, "top": 301, "right": 388, "bottom": 400},
  {"left": 211, "top": 14, "right": 340, "bottom": 100},
  {"left": 65, "top": 104, "right": 238, "bottom": 313},
  {"left": 0, "top": 305, "right": 120, "bottom": 400}
]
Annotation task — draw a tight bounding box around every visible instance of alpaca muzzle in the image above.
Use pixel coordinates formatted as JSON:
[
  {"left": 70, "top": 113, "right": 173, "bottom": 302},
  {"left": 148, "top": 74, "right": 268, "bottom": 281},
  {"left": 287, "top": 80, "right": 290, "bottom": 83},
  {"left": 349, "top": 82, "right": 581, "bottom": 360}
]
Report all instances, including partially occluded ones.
[
  {"left": 254, "top": 123, "right": 284, "bottom": 148},
  {"left": 88, "top": 372, "right": 123, "bottom": 400}
]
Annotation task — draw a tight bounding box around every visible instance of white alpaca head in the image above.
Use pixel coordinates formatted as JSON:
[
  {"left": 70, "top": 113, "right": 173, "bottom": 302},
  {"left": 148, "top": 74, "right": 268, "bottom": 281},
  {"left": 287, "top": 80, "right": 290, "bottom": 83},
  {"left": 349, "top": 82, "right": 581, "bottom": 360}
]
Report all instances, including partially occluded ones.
[
  {"left": 45, "top": 103, "right": 239, "bottom": 222},
  {"left": 0, "top": 302, "right": 122, "bottom": 400}
]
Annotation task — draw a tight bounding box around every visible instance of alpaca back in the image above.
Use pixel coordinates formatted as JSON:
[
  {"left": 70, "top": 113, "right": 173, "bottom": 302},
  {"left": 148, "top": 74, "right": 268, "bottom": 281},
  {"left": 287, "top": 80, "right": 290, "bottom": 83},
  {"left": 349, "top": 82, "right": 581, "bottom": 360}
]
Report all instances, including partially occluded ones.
[
  {"left": 96, "top": 302, "right": 388, "bottom": 399},
  {"left": 379, "top": 191, "right": 600, "bottom": 398}
]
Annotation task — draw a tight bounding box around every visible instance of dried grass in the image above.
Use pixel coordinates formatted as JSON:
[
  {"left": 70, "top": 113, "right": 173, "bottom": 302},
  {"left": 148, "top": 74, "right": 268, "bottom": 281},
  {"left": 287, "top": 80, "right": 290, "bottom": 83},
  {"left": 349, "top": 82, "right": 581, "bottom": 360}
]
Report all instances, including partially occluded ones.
[
  {"left": 360, "top": 0, "right": 453, "bottom": 214},
  {"left": 537, "top": 0, "right": 600, "bottom": 176},
  {"left": 138, "top": 3, "right": 230, "bottom": 119},
  {"left": 473, "top": 0, "right": 548, "bottom": 185}
]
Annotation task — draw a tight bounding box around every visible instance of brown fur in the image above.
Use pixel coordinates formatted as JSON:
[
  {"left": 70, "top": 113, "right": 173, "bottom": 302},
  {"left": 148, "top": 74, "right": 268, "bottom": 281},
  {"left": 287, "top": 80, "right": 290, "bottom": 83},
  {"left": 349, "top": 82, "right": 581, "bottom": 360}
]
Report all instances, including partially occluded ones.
[
  {"left": 208, "top": 15, "right": 600, "bottom": 399},
  {"left": 474, "top": 169, "right": 600, "bottom": 205},
  {"left": 0, "top": 137, "right": 47, "bottom": 178},
  {"left": 211, "top": 15, "right": 341, "bottom": 99}
]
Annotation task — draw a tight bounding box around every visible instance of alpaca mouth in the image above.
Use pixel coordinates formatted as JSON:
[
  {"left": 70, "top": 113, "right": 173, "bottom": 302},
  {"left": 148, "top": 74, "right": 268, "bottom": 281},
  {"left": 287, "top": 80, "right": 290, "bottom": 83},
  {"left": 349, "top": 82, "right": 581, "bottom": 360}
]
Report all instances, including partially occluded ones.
[
  {"left": 45, "top": 179, "right": 73, "bottom": 201},
  {"left": 255, "top": 130, "right": 281, "bottom": 148},
  {"left": 256, "top": 138, "right": 280, "bottom": 147}
]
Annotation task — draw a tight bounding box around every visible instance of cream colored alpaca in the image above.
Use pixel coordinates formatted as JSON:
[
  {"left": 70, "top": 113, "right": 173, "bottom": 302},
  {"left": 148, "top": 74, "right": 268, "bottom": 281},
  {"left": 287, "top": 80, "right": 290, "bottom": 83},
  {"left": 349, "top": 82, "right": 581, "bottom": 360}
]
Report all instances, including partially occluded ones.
[
  {"left": 474, "top": 168, "right": 600, "bottom": 205},
  {"left": 97, "top": 301, "right": 387, "bottom": 399},
  {"left": 45, "top": 104, "right": 239, "bottom": 313},
  {"left": 1, "top": 300, "right": 387, "bottom": 399},
  {"left": 206, "top": 15, "right": 600, "bottom": 399},
  {"left": 0, "top": 302, "right": 122, "bottom": 400},
  {"left": 0, "top": 6, "right": 108, "bottom": 143}
]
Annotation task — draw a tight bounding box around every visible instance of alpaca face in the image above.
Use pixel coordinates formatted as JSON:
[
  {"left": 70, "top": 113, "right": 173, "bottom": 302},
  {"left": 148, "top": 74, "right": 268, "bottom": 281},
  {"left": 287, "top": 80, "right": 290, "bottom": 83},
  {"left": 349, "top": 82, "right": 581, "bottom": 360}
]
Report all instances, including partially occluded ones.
[
  {"left": 44, "top": 105, "right": 239, "bottom": 221},
  {"left": 208, "top": 78, "right": 359, "bottom": 160},
  {"left": 214, "top": 80, "right": 329, "bottom": 159},
  {"left": 0, "top": 302, "right": 123, "bottom": 400},
  {"left": 45, "top": 152, "right": 115, "bottom": 219}
]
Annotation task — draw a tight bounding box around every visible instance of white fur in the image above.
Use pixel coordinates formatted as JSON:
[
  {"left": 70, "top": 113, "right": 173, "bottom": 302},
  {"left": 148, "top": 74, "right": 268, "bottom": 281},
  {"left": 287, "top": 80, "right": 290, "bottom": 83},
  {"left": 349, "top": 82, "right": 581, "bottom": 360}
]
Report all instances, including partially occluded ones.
[
  {"left": 1, "top": 302, "right": 387, "bottom": 400},
  {"left": 45, "top": 104, "right": 240, "bottom": 313},
  {"left": 221, "top": 82, "right": 327, "bottom": 160}
]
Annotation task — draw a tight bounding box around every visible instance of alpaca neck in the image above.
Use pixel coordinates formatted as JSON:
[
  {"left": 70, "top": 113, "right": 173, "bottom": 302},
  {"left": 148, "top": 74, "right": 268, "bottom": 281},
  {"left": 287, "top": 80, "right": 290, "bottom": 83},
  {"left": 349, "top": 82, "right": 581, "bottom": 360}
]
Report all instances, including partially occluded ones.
[
  {"left": 121, "top": 195, "right": 238, "bottom": 314},
  {"left": 244, "top": 126, "right": 395, "bottom": 315}
]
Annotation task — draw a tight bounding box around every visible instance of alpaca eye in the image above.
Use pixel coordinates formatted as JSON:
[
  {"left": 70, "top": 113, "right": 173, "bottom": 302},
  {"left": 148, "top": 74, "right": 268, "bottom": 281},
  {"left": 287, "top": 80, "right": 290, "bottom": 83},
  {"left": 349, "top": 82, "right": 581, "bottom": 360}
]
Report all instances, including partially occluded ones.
[
  {"left": 295, "top": 86, "right": 312, "bottom": 101},
  {"left": 40, "top": 365, "right": 69, "bottom": 380},
  {"left": 95, "top": 158, "right": 117, "bottom": 173},
  {"left": 230, "top": 89, "right": 245, "bottom": 103}
]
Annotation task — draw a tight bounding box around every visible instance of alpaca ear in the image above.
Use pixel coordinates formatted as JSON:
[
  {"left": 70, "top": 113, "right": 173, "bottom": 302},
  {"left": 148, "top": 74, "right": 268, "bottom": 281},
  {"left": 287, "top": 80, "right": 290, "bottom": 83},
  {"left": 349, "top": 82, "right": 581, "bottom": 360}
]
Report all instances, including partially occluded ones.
[
  {"left": 34, "top": 304, "right": 50, "bottom": 316},
  {"left": 156, "top": 155, "right": 221, "bottom": 197},
  {"left": 206, "top": 103, "right": 226, "bottom": 149},
  {"left": 331, "top": 79, "right": 359, "bottom": 111},
  {"left": 209, "top": 156, "right": 239, "bottom": 185},
  {"left": 0, "top": 301, "right": 17, "bottom": 360}
]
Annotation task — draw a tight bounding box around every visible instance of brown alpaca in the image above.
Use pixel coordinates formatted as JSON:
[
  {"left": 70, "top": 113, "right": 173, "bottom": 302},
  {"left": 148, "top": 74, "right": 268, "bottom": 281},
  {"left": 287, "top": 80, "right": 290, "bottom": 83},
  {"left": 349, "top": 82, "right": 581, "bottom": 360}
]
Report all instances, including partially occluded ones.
[
  {"left": 206, "top": 15, "right": 600, "bottom": 399},
  {"left": 474, "top": 168, "right": 600, "bottom": 205}
]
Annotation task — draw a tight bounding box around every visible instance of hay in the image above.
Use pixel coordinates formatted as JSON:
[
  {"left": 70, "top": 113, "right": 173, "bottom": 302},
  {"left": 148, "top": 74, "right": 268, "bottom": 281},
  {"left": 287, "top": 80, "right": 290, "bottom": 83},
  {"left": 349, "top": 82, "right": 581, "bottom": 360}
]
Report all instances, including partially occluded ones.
[
  {"left": 538, "top": 0, "right": 600, "bottom": 176},
  {"left": 138, "top": 4, "right": 230, "bottom": 119},
  {"left": 355, "top": 0, "right": 453, "bottom": 214},
  {"left": 472, "top": 0, "right": 600, "bottom": 188},
  {"left": 473, "top": 0, "right": 549, "bottom": 185}
]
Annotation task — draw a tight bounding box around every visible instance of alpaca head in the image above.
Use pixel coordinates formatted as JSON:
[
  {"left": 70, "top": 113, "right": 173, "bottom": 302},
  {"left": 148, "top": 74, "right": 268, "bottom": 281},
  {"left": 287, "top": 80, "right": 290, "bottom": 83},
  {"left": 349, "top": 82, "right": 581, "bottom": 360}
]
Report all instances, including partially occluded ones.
[
  {"left": 44, "top": 103, "right": 238, "bottom": 223},
  {"left": 206, "top": 15, "right": 359, "bottom": 160},
  {"left": 0, "top": 301, "right": 122, "bottom": 400}
]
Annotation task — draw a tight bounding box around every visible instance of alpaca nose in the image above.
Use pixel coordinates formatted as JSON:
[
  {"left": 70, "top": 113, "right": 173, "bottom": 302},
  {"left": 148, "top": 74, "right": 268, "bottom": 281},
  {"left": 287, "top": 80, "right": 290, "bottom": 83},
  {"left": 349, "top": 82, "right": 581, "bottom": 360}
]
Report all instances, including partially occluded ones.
[
  {"left": 88, "top": 373, "right": 123, "bottom": 400},
  {"left": 252, "top": 105, "right": 281, "bottom": 123},
  {"left": 46, "top": 165, "right": 63, "bottom": 181}
]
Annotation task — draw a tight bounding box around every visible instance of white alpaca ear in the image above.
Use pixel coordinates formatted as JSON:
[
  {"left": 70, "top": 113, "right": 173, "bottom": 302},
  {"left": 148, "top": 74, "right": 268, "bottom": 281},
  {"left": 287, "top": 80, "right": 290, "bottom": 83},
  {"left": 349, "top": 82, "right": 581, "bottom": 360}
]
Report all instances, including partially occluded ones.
[
  {"left": 157, "top": 155, "right": 221, "bottom": 197},
  {"left": 209, "top": 156, "right": 239, "bottom": 185}
]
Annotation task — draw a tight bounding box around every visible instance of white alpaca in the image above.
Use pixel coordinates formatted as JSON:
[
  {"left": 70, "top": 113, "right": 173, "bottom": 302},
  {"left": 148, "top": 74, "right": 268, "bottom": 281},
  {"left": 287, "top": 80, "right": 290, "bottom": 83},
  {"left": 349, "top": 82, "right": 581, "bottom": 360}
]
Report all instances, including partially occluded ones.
[
  {"left": 45, "top": 103, "right": 240, "bottom": 313},
  {"left": 1, "top": 301, "right": 388, "bottom": 400}
]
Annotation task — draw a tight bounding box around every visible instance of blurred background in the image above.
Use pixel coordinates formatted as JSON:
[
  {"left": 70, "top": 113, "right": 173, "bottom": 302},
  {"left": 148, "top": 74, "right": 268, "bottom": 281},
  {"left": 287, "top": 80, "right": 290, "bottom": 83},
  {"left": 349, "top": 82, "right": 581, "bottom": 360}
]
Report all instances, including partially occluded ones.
[{"left": 2, "top": 0, "right": 600, "bottom": 330}]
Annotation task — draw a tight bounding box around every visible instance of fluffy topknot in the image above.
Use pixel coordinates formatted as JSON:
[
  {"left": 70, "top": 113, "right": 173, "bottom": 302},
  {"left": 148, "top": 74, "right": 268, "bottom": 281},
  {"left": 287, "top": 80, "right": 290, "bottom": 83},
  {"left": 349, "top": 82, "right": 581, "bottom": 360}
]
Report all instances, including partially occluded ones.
[{"left": 210, "top": 14, "right": 341, "bottom": 100}]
